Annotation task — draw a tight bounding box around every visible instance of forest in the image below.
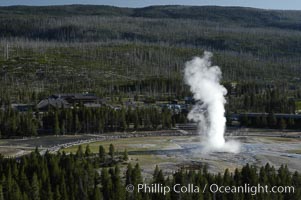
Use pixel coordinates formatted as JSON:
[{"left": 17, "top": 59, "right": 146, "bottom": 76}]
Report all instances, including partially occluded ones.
[
  {"left": 0, "top": 144, "right": 300, "bottom": 200},
  {"left": 0, "top": 105, "right": 183, "bottom": 137},
  {"left": 1, "top": 104, "right": 301, "bottom": 138}
]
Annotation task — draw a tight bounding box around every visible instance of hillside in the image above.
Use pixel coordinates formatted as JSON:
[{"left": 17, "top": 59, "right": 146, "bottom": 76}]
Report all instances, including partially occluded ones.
[
  {"left": 0, "top": 5, "right": 300, "bottom": 113},
  {"left": 1, "top": 5, "right": 301, "bottom": 28},
  {"left": 1, "top": 5, "right": 301, "bottom": 57}
]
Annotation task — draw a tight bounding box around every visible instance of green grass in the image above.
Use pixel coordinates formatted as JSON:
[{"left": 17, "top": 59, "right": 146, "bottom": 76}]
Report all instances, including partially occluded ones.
[
  {"left": 60, "top": 135, "right": 182, "bottom": 173},
  {"left": 60, "top": 136, "right": 188, "bottom": 154},
  {"left": 128, "top": 154, "right": 176, "bottom": 167},
  {"left": 262, "top": 137, "right": 297, "bottom": 142},
  {"left": 287, "top": 149, "right": 301, "bottom": 154}
]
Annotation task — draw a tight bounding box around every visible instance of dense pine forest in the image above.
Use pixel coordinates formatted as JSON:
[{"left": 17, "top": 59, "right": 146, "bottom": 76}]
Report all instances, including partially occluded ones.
[
  {"left": 0, "top": 105, "right": 184, "bottom": 137},
  {"left": 1, "top": 104, "right": 301, "bottom": 138},
  {"left": 0, "top": 145, "right": 300, "bottom": 200}
]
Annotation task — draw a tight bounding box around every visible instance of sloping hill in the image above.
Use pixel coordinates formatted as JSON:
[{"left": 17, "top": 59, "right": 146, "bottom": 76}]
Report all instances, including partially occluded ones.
[{"left": 1, "top": 5, "right": 301, "bottom": 30}]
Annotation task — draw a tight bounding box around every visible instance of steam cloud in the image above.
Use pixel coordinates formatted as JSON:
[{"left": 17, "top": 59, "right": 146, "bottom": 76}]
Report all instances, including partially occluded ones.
[{"left": 184, "top": 51, "right": 240, "bottom": 153}]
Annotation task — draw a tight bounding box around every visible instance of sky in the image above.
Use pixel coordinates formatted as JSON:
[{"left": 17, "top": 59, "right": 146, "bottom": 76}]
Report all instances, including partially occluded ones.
[{"left": 0, "top": 0, "right": 301, "bottom": 10}]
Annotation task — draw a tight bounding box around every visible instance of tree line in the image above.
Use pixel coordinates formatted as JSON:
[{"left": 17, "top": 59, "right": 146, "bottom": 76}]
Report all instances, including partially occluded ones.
[
  {"left": 236, "top": 112, "right": 301, "bottom": 130},
  {"left": 1, "top": 102, "right": 301, "bottom": 138},
  {"left": 0, "top": 105, "right": 188, "bottom": 138}
]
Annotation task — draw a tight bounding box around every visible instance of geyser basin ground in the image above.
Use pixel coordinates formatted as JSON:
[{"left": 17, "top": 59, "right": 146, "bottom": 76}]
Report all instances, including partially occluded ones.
[
  {"left": 1, "top": 130, "right": 300, "bottom": 177},
  {"left": 58, "top": 130, "right": 301, "bottom": 176}
]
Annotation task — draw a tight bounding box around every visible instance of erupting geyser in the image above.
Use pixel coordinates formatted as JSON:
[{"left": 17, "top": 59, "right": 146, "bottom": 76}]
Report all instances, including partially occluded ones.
[{"left": 184, "top": 51, "right": 240, "bottom": 153}]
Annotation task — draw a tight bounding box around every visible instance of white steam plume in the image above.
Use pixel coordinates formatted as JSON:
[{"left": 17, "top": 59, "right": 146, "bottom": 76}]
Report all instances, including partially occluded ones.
[{"left": 184, "top": 51, "right": 240, "bottom": 153}]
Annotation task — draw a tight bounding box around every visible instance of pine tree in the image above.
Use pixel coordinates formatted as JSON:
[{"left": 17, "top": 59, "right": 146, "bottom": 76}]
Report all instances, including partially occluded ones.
[
  {"left": 22, "top": 192, "right": 29, "bottom": 200},
  {"left": 54, "top": 112, "right": 60, "bottom": 135},
  {"left": 255, "top": 116, "right": 261, "bottom": 127},
  {"left": 60, "top": 176, "right": 68, "bottom": 200},
  {"left": 101, "top": 168, "right": 112, "bottom": 200},
  {"left": 74, "top": 114, "right": 81, "bottom": 133},
  {"left": 279, "top": 118, "right": 287, "bottom": 130},
  {"left": 123, "top": 149, "right": 129, "bottom": 161},
  {"left": 267, "top": 112, "right": 277, "bottom": 128},
  {"left": 11, "top": 181, "right": 22, "bottom": 200},
  {"left": 60, "top": 120, "right": 66, "bottom": 135},
  {"left": 133, "top": 110, "right": 139, "bottom": 130},
  {"left": 43, "top": 179, "right": 53, "bottom": 200},
  {"left": 93, "top": 187, "right": 102, "bottom": 200},
  {"left": 19, "top": 166, "right": 31, "bottom": 195},
  {"left": 288, "top": 118, "right": 295, "bottom": 129},
  {"left": 85, "top": 144, "right": 91, "bottom": 157},
  {"left": 76, "top": 145, "right": 84, "bottom": 157},
  {"left": 241, "top": 114, "right": 249, "bottom": 127},
  {"left": 155, "top": 170, "right": 165, "bottom": 184},
  {"left": 132, "top": 163, "right": 143, "bottom": 200},
  {"left": 223, "top": 168, "right": 231, "bottom": 186},
  {"left": 261, "top": 115, "right": 268, "bottom": 128},
  {"left": 0, "top": 185, "right": 3, "bottom": 200},
  {"left": 120, "top": 108, "right": 127, "bottom": 131},
  {"left": 126, "top": 163, "right": 133, "bottom": 185},
  {"left": 109, "top": 144, "right": 115, "bottom": 160},
  {"left": 31, "top": 173, "right": 40, "bottom": 200},
  {"left": 54, "top": 186, "right": 61, "bottom": 200},
  {"left": 99, "top": 145, "right": 106, "bottom": 162},
  {"left": 133, "top": 163, "right": 143, "bottom": 185},
  {"left": 5, "top": 168, "right": 12, "bottom": 200},
  {"left": 97, "top": 118, "right": 104, "bottom": 134},
  {"left": 153, "top": 165, "right": 159, "bottom": 181},
  {"left": 292, "top": 172, "right": 301, "bottom": 200},
  {"left": 112, "top": 165, "right": 124, "bottom": 200}
]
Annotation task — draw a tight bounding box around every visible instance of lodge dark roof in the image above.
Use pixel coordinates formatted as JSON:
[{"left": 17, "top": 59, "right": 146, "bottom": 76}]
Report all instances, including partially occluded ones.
[
  {"left": 37, "top": 98, "right": 70, "bottom": 110},
  {"left": 51, "top": 93, "right": 98, "bottom": 101},
  {"left": 83, "top": 103, "right": 102, "bottom": 108},
  {"left": 11, "top": 104, "right": 34, "bottom": 112}
]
